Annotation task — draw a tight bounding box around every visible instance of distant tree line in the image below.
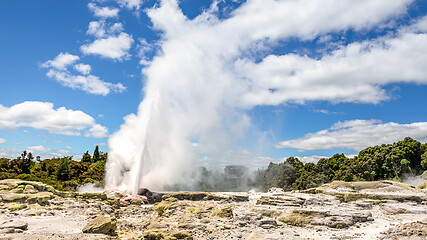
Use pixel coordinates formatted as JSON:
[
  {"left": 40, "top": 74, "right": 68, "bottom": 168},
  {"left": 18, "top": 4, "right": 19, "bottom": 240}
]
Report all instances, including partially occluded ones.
[
  {"left": 0, "top": 138, "right": 426, "bottom": 192},
  {"left": 0, "top": 145, "right": 106, "bottom": 191},
  {"left": 255, "top": 137, "right": 427, "bottom": 191}
]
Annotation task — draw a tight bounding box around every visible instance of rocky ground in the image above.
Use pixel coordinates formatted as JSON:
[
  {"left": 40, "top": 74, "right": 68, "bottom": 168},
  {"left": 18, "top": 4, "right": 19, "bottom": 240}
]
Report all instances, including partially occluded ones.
[{"left": 0, "top": 179, "right": 426, "bottom": 239}]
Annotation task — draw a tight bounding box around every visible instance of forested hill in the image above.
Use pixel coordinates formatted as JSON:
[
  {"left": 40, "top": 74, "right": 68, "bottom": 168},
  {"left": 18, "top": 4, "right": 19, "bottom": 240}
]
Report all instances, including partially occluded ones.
[
  {"left": 256, "top": 137, "right": 427, "bottom": 191},
  {"left": 0, "top": 138, "right": 426, "bottom": 192},
  {"left": 0, "top": 146, "right": 106, "bottom": 191}
]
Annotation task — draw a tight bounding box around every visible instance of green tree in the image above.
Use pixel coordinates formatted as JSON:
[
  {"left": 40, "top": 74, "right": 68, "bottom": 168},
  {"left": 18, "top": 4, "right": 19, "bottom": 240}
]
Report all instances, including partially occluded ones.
[
  {"left": 10, "top": 151, "right": 34, "bottom": 174},
  {"left": 0, "top": 158, "right": 10, "bottom": 171},
  {"left": 56, "top": 157, "right": 71, "bottom": 181},
  {"left": 93, "top": 145, "right": 100, "bottom": 163},
  {"left": 81, "top": 151, "right": 92, "bottom": 163}
]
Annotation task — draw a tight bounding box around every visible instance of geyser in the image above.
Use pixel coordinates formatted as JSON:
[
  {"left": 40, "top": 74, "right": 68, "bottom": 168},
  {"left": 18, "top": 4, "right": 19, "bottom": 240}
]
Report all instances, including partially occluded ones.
[
  {"left": 105, "top": 1, "right": 252, "bottom": 193},
  {"left": 105, "top": 0, "right": 414, "bottom": 193}
]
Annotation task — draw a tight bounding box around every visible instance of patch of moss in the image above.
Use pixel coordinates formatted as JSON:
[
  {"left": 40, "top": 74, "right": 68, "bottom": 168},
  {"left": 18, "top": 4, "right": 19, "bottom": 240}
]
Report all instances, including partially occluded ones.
[
  {"left": 279, "top": 209, "right": 328, "bottom": 227},
  {"left": 8, "top": 203, "right": 27, "bottom": 211},
  {"left": 256, "top": 209, "right": 281, "bottom": 218},
  {"left": 153, "top": 197, "right": 180, "bottom": 217}
]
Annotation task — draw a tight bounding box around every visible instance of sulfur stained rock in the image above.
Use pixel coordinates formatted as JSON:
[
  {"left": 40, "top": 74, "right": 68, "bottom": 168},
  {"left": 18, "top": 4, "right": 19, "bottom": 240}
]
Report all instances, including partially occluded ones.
[
  {"left": 304, "top": 180, "right": 427, "bottom": 202},
  {"left": 280, "top": 208, "right": 373, "bottom": 228},
  {"left": 7, "top": 203, "right": 27, "bottom": 211},
  {"left": 210, "top": 205, "right": 233, "bottom": 218},
  {"left": 142, "top": 229, "right": 193, "bottom": 240},
  {"left": 82, "top": 216, "right": 117, "bottom": 235},
  {"left": 380, "top": 219, "right": 427, "bottom": 240},
  {"left": 23, "top": 184, "right": 37, "bottom": 194},
  {"left": 256, "top": 195, "right": 304, "bottom": 206},
  {"left": 27, "top": 192, "right": 54, "bottom": 204}
]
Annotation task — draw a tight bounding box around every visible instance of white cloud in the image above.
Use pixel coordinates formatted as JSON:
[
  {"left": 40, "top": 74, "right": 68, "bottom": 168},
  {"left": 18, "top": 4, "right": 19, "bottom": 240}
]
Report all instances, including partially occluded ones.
[
  {"left": 87, "top": 21, "right": 106, "bottom": 38},
  {"left": 0, "top": 101, "right": 108, "bottom": 138},
  {"left": 57, "top": 149, "right": 71, "bottom": 154},
  {"left": 116, "top": 0, "right": 143, "bottom": 10},
  {"left": 27, "top": 145, "right": 51, "bottom": 152},
  {"left": 65, "top": 146, "right": 72, "bottom": 149},
  {"left": 74, "top": 63, "right": 92, "bottom": 75},
  {"left": 0, "top": 148, "right": 21, "bottom": 159},
  {"left": 46, "top": 69, "right": 125, "bottom": 96},
  {"left": 294, "top": 155, "right": 329, "bottom": 164},
  {"left": 41, "top": 52, "right": 79, "bottom": 70},
  {"left": 87, "top": 21, "right": 124, "bottom": 38},
  {"left": 88, "top": 2, "right": 119, "bottom": 18},
  {"left": 42, "top": 49, "right": 125, "bottom": 96},
  {"left": 81, "top": 32, "right": 134, "bottom": 60},
  {"left": 94, "top": 142, "right": 107, "bottom": 146},
  {"left": 238, "top": 29, "right": 427, "bottom": 106},
  {"left": 137, "top": 38, "right": 154, "bottom": 65},
  {"left": 85, "top": 124, "right": 109, "bottom": 138},
  {"left": 276, "top": 120, "right": 427, "bottom": 151},
  {"left": 0, "top": 138, "right": 6, "bottom": 144}
]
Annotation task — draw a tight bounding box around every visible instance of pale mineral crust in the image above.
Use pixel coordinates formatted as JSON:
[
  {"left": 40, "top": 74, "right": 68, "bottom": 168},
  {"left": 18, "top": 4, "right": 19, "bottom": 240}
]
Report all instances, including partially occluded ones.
[{"left": 0, "top": 179, "right": 426, "bottom": 239}]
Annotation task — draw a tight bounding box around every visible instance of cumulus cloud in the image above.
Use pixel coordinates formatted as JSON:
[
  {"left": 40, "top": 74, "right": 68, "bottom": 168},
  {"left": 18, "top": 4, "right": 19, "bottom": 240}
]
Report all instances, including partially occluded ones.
[
  {"left": 74, "top": 63, "right": 92, "bottom": 75},
  {"left": 85, "top": 124, "right": 109, "bottom": 138},
  {"left": 87, "top": 21, "right": 124, "bottom": 38},
  {"left": 276, "top": 120, "right": 427, "bottom": 151},
  {"left": 116, "top": 0, "right": 143, "bottom": 10},
  {"left": 81, "top": 32, "right": 134, "bottom": 60},
  {"left": 42, "top": 53, "right": 126, "bottom": 95},
  {"left": 88, "top": 2, "right": 119, "bottom": 18},
  {"left": 0, "top": 138, "right": 6, "bottom": 144},
  {"left": 46, "top": 69, "right": 125, "bottom": 95},
  {"left": 27, "top": 145, "right": 51, "bottom": 152},
  {"left": 87, "top": 21, "right": 106, "bottom": 38},
  {"left": 238, "top": 29, "right": 427, "bottom": 106},
  {"left": 57, "top": 149, "right": 71, "bottom": 154},
  {"left": 41, "top": 52, "right": 79, "bottom": 70},
  {"left": 0, "top": 101, "right": 109, "bottom": 138}
]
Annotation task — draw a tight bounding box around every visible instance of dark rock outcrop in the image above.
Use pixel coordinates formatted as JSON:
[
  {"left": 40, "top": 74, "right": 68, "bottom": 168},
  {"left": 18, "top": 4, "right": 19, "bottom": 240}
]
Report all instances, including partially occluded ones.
[{"left": 138, "top": 188, "right": 164, "bottom": 204}]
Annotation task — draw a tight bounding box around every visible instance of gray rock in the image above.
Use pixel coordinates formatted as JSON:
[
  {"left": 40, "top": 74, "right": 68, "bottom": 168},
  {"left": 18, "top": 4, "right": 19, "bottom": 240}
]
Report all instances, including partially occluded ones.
[
  {"left": 0, "top": 228, "right": 15, "bottom": 234},
  {"left": 0, "top": 221, "right": 28, "bottom": 230}
]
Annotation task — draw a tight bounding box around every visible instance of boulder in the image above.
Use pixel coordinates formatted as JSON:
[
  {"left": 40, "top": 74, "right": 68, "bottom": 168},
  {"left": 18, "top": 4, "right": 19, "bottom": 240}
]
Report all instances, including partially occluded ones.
[
  {"left": 138, "top": 188, "right": 164, "bottom": 204},
  {"left": 104, "top": 189, "right": 127, "bottom": 199},
  {"left": 0, "top": 193, "right": 27, "bottom": 202},
  {"left": 120, "top": 195, "right": 148, "bottom": 205},
  {"left": 82, "top": 216, "right": 117, "bottom": 235},
  {"left": 0, "top": 221, "right": 28, "bottom": 230}
]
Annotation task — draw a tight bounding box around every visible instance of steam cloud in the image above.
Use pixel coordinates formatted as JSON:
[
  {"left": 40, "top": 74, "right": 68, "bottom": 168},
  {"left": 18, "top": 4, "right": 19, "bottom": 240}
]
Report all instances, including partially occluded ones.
[{"left": 105, "top": 0, "right": 415, "bottom": 193}]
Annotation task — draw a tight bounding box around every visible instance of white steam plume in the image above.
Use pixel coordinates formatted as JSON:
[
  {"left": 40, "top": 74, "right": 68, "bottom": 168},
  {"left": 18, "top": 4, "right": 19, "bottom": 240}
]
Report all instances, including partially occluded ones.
[{"left": 105, "top": 0, "right": 414, "bottom": 193}]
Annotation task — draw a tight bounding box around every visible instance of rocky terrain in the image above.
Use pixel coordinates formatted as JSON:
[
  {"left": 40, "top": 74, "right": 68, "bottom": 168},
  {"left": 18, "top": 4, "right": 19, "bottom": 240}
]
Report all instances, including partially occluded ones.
[{"left": 0, "top": 179, "right": 426, "bottom": 239}]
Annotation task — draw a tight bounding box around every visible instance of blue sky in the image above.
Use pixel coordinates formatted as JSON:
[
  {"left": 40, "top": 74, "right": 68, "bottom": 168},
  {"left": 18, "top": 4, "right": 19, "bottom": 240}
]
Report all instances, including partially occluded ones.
[{"left": 1, "top": 0, "right": 427, "bottom": 171}]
